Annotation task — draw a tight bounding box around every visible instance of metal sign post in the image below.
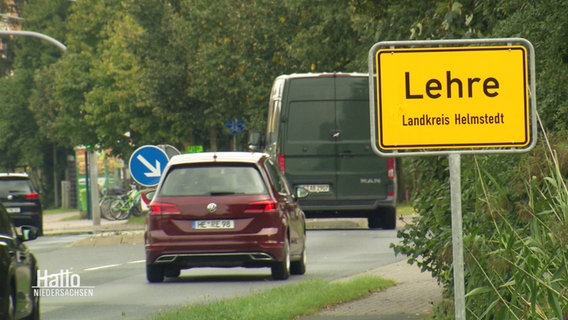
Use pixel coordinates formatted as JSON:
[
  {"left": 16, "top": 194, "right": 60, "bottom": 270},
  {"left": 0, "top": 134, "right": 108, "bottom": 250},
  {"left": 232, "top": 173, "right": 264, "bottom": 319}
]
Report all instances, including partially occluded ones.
[
  {"left": 89, "top": 150, "right": 100, "bottom": 226},
  {"left": 449, "top": 153, "right": 465, "bottom": 319}
]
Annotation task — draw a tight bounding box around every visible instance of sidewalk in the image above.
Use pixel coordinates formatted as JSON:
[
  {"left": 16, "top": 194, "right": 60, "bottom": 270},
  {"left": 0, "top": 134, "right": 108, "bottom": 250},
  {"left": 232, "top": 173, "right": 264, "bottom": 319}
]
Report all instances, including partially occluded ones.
[
  {"left": 42, "top": 212, "right": 443, "bottom": 319},
  {"left": 299, "top": 261, "right": 442, "bottom": 320},
  {"left": 43, "top": 211, "right": 144, "bottom": 236}
]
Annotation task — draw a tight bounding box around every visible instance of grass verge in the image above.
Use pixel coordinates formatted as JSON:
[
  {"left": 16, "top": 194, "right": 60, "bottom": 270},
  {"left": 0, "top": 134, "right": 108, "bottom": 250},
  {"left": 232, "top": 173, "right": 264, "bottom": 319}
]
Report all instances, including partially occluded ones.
[
  {"left": 397, "top": 203, "right": 416, "bottom": 216},
  {"left": 127, "top": 215, "right": 146, "bottom": 225},
  {"left": 44, "top": 207, "right": 78, "bottom": 215},
  {"left": 153, "top": 275, "right": 394, "bottom": 320}
]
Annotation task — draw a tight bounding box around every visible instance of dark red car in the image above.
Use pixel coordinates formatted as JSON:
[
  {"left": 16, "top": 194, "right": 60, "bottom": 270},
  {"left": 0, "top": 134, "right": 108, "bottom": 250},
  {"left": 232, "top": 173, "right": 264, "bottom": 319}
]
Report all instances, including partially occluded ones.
[{"left": 144, "top": 152, "right": 308, "bottom": 282}]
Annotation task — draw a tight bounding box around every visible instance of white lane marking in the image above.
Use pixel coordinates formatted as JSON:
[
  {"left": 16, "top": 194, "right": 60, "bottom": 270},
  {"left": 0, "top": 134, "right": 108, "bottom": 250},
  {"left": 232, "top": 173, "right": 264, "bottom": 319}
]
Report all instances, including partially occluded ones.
[
  {"left": 128, "top": 260, "right": 145, "bottom": 264},
  {"left": 84, "top": 264, "right": 122, "bottom": 271}
]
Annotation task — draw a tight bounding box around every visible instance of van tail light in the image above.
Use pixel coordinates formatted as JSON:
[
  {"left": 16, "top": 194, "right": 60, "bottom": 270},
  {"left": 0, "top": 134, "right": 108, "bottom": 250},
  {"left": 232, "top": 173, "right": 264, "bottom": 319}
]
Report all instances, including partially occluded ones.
[
  {"left": 149, "top": 202, "right": 181, "bottom": 215},
  {"left": 387, "top": 158, "right": 396, "bottom": 197},
  {"left": 277, "top": 153, "right": 285, "bottom": 172},
  {"left": 387, "top": 158, "right": 395, "bottom": 180},
  {"left": 245, "top": 200, "right": 278, "bottom": 213},
  {"left": 26, "top": 192, "right": 40, "bottom": 200}
]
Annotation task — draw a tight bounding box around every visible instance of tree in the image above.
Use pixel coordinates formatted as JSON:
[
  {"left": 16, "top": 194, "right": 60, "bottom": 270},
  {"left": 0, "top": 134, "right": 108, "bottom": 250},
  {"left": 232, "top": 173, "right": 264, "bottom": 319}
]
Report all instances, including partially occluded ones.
[{"left": 0, "top": 0, "right": 72, "bottom": 205}]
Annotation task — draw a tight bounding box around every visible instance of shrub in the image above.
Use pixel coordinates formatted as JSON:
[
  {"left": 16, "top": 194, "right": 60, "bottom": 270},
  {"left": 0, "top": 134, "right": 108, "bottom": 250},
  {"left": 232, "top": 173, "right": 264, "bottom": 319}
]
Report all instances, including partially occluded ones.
[{"left": 392, "top": 131, "right": 568, "bottom": 319}]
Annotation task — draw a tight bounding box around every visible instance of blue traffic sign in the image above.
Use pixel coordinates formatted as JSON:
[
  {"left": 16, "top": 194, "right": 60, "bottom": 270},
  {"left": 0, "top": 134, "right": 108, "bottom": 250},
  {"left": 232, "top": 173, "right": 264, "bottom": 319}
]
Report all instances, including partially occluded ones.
[
  {"left": 129, "top": 145, "right": 169, "bottom": 187},
  {"left": 224, "top": 118, "right": 245, "bottom": 135}
]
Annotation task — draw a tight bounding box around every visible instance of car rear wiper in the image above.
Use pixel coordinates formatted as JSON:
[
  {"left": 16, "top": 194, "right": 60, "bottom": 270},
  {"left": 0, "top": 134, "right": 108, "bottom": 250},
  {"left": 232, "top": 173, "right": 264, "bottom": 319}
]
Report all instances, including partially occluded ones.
[{"left": 209, "top": 191, "right": 239, "bottom": 196}]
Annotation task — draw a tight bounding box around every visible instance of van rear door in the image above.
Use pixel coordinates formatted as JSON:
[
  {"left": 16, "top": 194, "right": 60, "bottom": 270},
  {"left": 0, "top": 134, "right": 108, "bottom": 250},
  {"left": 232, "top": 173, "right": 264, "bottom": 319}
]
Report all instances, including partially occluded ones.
[
  {"left": 284, "top": 76, "right": 336, "bottom": 202},
  {"left": 334, "top": 76, "right": 389, "bottom": 201},
  {"left": 283, "top": 75, "right": 389, "bottom": 207}
]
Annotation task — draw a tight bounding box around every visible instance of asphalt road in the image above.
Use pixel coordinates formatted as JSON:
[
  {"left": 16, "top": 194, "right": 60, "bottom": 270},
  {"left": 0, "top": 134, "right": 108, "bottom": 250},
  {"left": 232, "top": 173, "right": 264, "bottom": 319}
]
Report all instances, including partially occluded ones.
[{"left": 28, "top": 227, "right": 404, "bottom": 320}]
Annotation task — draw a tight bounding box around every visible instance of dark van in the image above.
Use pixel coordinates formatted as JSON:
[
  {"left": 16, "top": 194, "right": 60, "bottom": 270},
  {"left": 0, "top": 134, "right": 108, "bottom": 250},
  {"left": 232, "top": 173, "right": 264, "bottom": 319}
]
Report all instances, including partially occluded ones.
[{"left": 254, "top": 73, "right": 397, "bottom": 229}]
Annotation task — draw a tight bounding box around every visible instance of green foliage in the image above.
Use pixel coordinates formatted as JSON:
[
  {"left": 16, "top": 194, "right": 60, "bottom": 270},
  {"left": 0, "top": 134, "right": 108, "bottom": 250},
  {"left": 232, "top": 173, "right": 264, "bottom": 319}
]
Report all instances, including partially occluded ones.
[
  {"left": 392, "top": 131, "right": 568, "bottom": 319},
  {"left": 154, "top": 275, "right": 394, "bottom": 320},
  {"left": 388, "top": 2, "right": 568, "bottom": 317},
  {"left": 493, "top": 0, "right": 568, "bottom": 132}
]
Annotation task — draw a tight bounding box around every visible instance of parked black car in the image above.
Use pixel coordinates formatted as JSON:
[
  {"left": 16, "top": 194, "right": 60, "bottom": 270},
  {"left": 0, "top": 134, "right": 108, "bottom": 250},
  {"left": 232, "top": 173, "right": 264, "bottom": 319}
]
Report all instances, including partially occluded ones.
[
  {"left": 0, "top": 174, "right": 43, "bottom": 236},
  {"left": 0, "top": 202, "right": 40, "bottom": 320}
]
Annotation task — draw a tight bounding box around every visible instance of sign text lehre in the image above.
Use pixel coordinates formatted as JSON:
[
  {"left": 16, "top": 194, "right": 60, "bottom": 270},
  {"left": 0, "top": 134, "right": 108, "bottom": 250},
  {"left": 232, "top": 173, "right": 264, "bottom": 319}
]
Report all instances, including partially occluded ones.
[{"left": 374, "top": 45, "right": 530, "bottom": 151}]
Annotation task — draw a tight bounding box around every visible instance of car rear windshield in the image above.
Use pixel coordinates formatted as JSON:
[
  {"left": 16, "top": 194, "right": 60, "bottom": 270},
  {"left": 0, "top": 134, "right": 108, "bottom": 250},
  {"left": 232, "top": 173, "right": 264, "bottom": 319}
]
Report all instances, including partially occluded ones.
[
  {"left": 159, "top": 164, "right": 268, "bottom": 196},
  {"left": 0, "top": 178, "right": 32, "bottom": 197}
]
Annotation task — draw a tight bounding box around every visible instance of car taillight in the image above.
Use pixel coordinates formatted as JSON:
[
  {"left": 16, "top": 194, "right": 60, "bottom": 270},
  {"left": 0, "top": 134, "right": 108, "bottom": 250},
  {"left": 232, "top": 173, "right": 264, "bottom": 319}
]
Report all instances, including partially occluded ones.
[
  {"left": 277, "top": 154, "right": 285, "bottom": 172},
  {"left": 245, "top": 200, "right": 278, "bottom": 213},
  {"left": 26, "top": 192, "right": 40, "bottom": 200},
  {"left": 387, "top": 158, "right": 395, "bottom": 180},
  {"left": 149, "top": 202, "right": 180, "bottom": 215}
]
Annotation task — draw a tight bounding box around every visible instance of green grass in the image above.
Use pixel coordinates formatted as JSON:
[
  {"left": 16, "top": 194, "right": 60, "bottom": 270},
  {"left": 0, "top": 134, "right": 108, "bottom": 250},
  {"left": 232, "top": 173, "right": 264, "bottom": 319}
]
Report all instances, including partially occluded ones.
[
  {"left": 61, "top": 214, "right": 81, "bottom": 221},
  {"left": 397, "top": 203, "right": 416, "bottom": 216},
  {"left": 127, "top": 215, "right": 146, "bottom": 224},
  {"left": 44, "top": 207, "right": 78, "bottom": 215},
  {"left": 153, "top": 275, "right": 394, "bottom": 320}
]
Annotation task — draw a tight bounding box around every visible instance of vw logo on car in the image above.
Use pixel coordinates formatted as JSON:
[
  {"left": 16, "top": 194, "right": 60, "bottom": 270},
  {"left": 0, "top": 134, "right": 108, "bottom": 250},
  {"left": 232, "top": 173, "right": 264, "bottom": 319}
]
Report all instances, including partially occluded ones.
[{"left": 206, "top": 203, "right": 217, "bottom": 213}]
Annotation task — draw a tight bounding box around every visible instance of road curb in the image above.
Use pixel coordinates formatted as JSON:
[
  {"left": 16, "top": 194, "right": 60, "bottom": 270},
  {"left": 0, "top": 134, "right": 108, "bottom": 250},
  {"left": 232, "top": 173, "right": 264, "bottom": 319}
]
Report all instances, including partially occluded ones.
[{"left": 70, "top": 230, "right": 145, "bottom": 246}]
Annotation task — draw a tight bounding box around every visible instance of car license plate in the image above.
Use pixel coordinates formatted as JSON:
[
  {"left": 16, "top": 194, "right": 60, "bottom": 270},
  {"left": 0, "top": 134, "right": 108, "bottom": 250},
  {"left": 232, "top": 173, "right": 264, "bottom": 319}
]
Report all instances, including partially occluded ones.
[
  {"left": 6, "top": 207, "right": 20, "bottom": 213},
  {"left": 299, "top": 184, "right": 330, "bottom": 193},
  {"left": 193, "top": 220, "right": 235, "bottom": 230}
]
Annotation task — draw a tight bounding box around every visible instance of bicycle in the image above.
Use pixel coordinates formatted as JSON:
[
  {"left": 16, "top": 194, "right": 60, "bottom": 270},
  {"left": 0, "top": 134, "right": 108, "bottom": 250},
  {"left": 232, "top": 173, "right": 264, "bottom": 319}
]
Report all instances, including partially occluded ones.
[
  {"left": 109, "top": 184, "right": 146, "bottom": 220},
  {"left": 99, "top": 186, "right": 124, "bottom": 221}
]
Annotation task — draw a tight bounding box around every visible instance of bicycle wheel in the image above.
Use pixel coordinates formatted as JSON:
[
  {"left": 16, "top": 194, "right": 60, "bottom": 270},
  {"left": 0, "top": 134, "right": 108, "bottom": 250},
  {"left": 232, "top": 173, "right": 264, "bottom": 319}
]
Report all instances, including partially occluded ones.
[
  {"left": 110, "top": 199, "right": 130, "bottom": 220},
  {"left": 130, "top": 196, "right": 145, "bottom": 217},
  {"left": 130, "top": 203, "right": 143, "bottom": 217},
  {"left": 99, "top": 197, "right": 116, "bottom": 220}
]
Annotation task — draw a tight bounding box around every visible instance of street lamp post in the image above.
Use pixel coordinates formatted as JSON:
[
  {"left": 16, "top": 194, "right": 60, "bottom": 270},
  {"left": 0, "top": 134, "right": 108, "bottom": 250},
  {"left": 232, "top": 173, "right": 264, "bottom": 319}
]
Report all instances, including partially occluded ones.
[{"left": 0, "top": 30, "right": 67, "bottom": 52}]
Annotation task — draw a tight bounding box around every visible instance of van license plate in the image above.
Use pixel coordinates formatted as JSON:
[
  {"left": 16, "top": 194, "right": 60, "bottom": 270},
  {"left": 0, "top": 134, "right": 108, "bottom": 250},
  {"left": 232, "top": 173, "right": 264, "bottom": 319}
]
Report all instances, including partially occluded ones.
[
  {"left": 193, "top": 220, "right": 235, "bottom": 230},
  {"left": 6, "top": 207, "right": 20, "bottom": 213},
  {"left": 299, "top": 184, "right": 330, "bottom": 193}
]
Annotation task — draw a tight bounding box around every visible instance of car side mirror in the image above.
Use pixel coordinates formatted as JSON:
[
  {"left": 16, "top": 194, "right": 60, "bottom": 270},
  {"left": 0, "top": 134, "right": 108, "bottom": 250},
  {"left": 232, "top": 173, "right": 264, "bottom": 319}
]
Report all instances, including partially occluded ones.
[
  {"left": 295, "top": 187, "right": 310, "bottom": 199},
  {"left": 19, "top": 225, "right": 39, "bottom": 241},
  {"left": 247, "top": 132, "right": 263, "bottom": 151}
]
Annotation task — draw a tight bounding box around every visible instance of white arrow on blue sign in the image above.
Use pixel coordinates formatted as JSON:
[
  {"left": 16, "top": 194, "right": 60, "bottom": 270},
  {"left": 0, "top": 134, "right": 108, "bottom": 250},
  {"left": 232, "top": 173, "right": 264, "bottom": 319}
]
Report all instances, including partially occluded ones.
[{"left": 129, "top": 145, "right": 169, "bottom": 187}]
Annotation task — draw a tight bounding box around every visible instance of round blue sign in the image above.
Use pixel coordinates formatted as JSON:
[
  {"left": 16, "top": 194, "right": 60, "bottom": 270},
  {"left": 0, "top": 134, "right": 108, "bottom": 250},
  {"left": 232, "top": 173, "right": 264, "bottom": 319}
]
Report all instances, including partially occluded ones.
[{"left": 128, "top": 145, "right": 169, "bottom": 186}]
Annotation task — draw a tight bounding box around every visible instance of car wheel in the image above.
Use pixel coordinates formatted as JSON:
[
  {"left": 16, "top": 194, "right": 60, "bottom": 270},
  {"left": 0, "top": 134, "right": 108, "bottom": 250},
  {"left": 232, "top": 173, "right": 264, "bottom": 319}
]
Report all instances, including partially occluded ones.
[
  {"left": 367, "top": 214, "right": 381, "bottom": 229},
  {"left": 146, "top": 264, "right": 164, "bottom": 283},
  {"left": 6, "top": 286, "right": 15, "bottom": 320},
  {"left": 290, "top": 247, "right": 306, "bottom": 275},
  {"left": 164, "top": 267, "right": 181, "bottom": 278},
  {"left": 23, "top": 267, "right": 40, "bottom": 320},
  {"left": 380, "top": 207, "right": 397, "bottom": 230},
  {"left": 271, "top": 240, "right": 290, "bottom": 280},
  {"left": 22, "top": 294, "right": 39, "bottom": 320},
  {"left": 37, "top": 219, "right": 44, "bottom": 237}
]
